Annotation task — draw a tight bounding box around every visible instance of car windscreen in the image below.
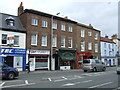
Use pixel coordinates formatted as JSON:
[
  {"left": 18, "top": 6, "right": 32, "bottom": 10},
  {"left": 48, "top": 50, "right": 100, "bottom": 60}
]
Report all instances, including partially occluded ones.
[{"left": 83, "top": 60, "right": 90, "bottom": 63}]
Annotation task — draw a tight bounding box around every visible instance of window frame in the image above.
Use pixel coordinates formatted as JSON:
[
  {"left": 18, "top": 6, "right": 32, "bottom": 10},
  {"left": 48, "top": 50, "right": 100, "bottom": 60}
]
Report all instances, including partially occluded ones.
[
  {"left": 41, "top": 35, "right": 47, "bottom": 46},
  {"left": 31, "top": 34, "right": 37, "bottom": 46},
  {"left": 88, "top": 42, "right": 92, "bottom": 50},
  {"left": 68, "top": 37, "right": 72, "bottom": 48},
  {"left": 61, "top": 37, "right": 65, "bottom": 48},
  {"left": 32, "top": 19, "right": 38, "bottom": 26},
  {"left": 95, "top": 43, "right": 98, "bottom": 53},
  {"left": 68, "top": 26, "right": 73, "bottom": 32},
  {"left": 52, "top": 22, "right": 57, "bottom": 29},
  {"left": 52, "top": 35, "right": 57, "bottom": 47},
  {"left": 61, "top": 24, "right": 65, "bottom": 31},
  {"left": 2, "top": 34, "right": 7, "bottom": 45},
  {"left": 81, "top": 40, "right": 85, "bottom": 51},
  {"left": 14, "top": 35, "right": 19, "bottom": 46},
  {"left": 81, "top": 29, "right": 85, "bottom": 37},
  {"left": 42, "top": 20, "right": 48, "bottom": 28}
]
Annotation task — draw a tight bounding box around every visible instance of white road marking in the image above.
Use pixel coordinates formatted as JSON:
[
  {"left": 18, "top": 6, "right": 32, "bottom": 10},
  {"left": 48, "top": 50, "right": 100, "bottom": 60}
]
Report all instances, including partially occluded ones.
[
  {"left": 48, "top": 78, "right": 52, "bottom": 81},
  {"left": 0, "top": 82, "right": 5, "bottom": 87},
  {"left": 62, "top": 77, "right": 67, "bottom": 80},
  {"left": 62, "top": 80, "right": 92, "bottom": 87},
  {"left": 89, "top": 82, "right": 113, "bottom": 88},
  {"left": 25, "top": 80, "right": 29, "bottom": 84},
  {"left": 2, "top": 83, "right": 35, "bottom": 88},
  {"left": 54, "top": 79, "right": 66, "bottom": 82}
]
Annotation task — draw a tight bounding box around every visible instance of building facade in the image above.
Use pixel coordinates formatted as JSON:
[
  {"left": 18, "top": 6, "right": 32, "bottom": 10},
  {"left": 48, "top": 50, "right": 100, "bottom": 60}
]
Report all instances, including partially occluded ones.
[
  {"left": 0, "top": 13, "right": 26, "bottom": 71},
  {"left": 18, "top": 2, "right": 101, "bottom": 70},
  {"left": 101, "top": 36, "right": 117, "bottom": 66}
]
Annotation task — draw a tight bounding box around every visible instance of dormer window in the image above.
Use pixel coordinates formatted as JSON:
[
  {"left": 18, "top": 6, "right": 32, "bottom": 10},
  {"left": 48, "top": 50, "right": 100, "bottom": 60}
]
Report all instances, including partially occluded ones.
[{"left": 5, "top": 16, "right": 15, "bottom": 26}]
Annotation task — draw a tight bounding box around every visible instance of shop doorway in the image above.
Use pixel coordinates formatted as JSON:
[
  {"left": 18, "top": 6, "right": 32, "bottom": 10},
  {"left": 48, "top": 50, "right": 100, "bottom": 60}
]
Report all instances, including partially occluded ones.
[{"left": 4, "top": 56, "right": 14, "bottom": 67}]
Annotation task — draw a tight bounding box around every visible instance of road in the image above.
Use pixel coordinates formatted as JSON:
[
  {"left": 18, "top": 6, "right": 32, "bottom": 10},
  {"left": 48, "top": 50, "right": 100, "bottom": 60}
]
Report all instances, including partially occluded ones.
[{"left": 0, "top": 67, "right": 119, "bottom": 89}]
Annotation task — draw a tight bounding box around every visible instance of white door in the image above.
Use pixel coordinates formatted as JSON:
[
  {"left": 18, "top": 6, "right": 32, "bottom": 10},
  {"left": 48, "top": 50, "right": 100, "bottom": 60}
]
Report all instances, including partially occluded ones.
[{"left": 29, "top": 58, "right": 35, "bottom": 71}]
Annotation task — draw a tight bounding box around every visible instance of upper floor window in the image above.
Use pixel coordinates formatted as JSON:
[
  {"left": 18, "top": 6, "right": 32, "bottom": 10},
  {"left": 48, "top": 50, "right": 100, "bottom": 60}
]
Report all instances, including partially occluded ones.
[
  {"left": 52, "top": 35, "right": 57, "bottom": 47},
  {"left": 68, "top": 37, "right": 72, "bottom": 48},
  {"left": 88, "top": 42, "right": 92, "bottom": 50},
  {"left": 104, "top": 43, "right": 106, "bottom": 48},
  {"left": 32, "top": 19, "right": 38, "bottom": 26},
  {"left": 42, "top": 20, "right": 48, "bottom": 28},
  {"left": 61, "top": 24, "right": 65, "bottom": 31},
  {"left": 81, "top": 40, "right": 85, "bottom": 51},
  {"left": 68, "top": 26, "right": 72, "bottom": 32},
  {"left": 95, "top": 43, "right": 98, "bottom": 53},
  {"left": 52, "top": 23, "right": 57, "bottom": 29},
  {"left": 2, "top": 34, "right": 7, "bottom": 44},
  {"left": 31, "top": 34, "right": 37, "bottom": 45},
  {"left": 41, "top": 35, "right": 47, "bottom": 46},
  {"left": 81, "top": 29, "right": 85, "bottom": 37},
  {"left": 14, "top": 35, "right": 19, "bottom": 46},
  {"left": 88, "top": 31, "right": 92, "bottom": 36},
  {"left": 6, "top": 16, "right": 15, "bottom": 26},
  {"left": 61, "top": 37, "right": 65, "bottom": 48},
  {"left": 95, "top": 33, "right": 98, "bottom": 40}
]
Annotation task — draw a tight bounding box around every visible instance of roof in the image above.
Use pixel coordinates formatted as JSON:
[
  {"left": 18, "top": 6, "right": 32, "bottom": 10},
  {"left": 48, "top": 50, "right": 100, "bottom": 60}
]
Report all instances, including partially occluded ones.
[
  {"left": 100, "top": 37, "right": 115, "bottom": 43},
  {"left": 0, "top": 13, "right": 26, "bottom": 33}
]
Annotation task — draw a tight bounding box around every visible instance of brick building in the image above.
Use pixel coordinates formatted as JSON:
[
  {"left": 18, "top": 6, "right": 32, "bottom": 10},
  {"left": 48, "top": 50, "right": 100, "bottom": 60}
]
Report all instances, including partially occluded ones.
[{"left": 18, "top": 2, "right": 101, "bottom": 71}]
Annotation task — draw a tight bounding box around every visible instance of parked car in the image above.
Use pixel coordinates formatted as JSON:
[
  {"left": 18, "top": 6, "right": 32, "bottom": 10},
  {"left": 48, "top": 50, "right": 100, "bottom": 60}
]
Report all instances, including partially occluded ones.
[
  {"left": 82, "top": 59, "right": 106, "bottom": 72},
  {"left": 117, "top": 65, "right": 120, "bottom": 74},
  {"left": 0, "top": 61, "right": 19, "bottom": 80}
]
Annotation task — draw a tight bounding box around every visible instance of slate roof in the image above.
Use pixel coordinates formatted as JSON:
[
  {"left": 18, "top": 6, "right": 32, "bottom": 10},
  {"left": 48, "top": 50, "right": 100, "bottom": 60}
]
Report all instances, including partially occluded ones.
[{"left": 0, "top": 13, "right": 26, "bottom": 33}]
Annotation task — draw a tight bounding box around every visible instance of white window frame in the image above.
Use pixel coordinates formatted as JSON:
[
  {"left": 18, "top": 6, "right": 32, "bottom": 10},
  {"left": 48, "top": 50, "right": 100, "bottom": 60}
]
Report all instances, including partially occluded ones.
[
  {"left": 81, "top": 40, "right": 85, "bottom": 51},
  {"left": 68, "top": 26, "right": 72, "bottom": 32},
  {"left": 61, "top": 24, "right": 65, "bottom": 31},
  {"left": 68, "top": 37, "right": 72, "bottom": 48},
  {"left": 95, "top": 33, "right": 98, "bottom": 40},
  {"left": 32, "top": 19, "right": 38, "bottom": 26},
  {"left": 88, "top": 31, "right": 92, "bottom": 36},
  {"left": 52, "top": 35, "right": 57, "bottom": 47},
  {"left": 61, "top": 37, "right": 65, "bottom": 48},
  {"left": 95, "top": 43, "right": 98, "bottom": 53},
  {"left": 52, "top": 22, "right": 57, "bottom": 29},
  {"left": 88, "top": 42, "right": 92, "bottom": 50},
  {"left": 42, "top": 20, "right": 48, "bottom": 28},
  {"left": 81, "top": 29, "right": 85, "bottom": 37},
  {"left": 31, "top": 34, "right": 37, "bottom": 45},
  {"left": 41, "top": 35, "right": 47, "bottom": 46}
]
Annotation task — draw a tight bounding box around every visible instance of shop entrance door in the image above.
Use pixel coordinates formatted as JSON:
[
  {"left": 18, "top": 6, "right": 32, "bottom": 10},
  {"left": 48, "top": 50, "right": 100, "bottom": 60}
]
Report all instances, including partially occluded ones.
[{"left": 4, "top": 56, "right": 14, "bottom": 67}]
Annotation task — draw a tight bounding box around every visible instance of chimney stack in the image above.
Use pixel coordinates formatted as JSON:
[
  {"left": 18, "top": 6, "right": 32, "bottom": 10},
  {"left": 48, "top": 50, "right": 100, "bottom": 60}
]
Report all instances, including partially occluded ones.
[
  {"left": 112, "top": 34, "right": 117, "bottom": 40},
  {"left": 18, "top": 2, "right": 24, "bottom": 16},
  {"left": 105, "top": 35, "right": 108, "bottom": 38},
  {"left": 89, "top": 24, "right": 93, "bottom": 28}
]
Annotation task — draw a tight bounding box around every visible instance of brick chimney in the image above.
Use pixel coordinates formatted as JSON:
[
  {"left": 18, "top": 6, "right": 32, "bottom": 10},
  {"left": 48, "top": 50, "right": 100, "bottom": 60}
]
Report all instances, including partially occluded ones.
[
  {"left": 105, "top": 34, "right": 108, "bottom": 38},
  {"left": 112, "top": 34, "right": 117, "bottom": 40},
  {"left": 18, "top": 2, "right": 24, "bottom": 16},
  {"left": 89, "top": 24, "right": 93, "bottom": 28}
]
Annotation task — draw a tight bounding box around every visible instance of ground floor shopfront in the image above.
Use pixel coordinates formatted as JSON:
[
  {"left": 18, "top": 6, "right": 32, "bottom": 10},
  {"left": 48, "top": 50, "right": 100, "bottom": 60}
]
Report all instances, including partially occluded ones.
[
  {"left": 27, "top": 49, "right": 50, "bottom": 71},
  {"left": 1, "top": 48, "right": 26, "bottom": 71}
]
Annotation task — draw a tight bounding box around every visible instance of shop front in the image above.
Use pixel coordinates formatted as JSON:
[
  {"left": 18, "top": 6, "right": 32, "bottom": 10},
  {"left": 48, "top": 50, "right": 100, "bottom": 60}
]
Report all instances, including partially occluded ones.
[
  {"left": 27, "top": 49, "right": 50, "bottom": 71},
  {"left": 1, "top": 48, "right": 26, "bottom": 71},
  {"left": 76, "top": 51, "right": 93, "bottom": 68},
  {"left": 58, "top": 49, "right": 76, "bottom": 70}
]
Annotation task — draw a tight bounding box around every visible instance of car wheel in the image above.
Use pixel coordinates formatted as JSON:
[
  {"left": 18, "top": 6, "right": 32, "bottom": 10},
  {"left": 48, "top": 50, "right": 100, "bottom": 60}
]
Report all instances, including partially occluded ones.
[
  {"left": 8, "top": 72, "right": 15, "bottom": 80},
  {"left": 102, "top": 67, "right": 106, "bottom": 71},
  {"left": 93, "top": 68, "right": 97, "bottom": 72},
  {"left": 84, "top": 70, "right": 87, "bottom": 72}
]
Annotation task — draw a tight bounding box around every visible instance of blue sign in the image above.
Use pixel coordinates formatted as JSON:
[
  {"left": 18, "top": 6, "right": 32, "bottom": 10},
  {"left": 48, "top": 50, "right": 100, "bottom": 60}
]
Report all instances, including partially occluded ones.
[{"left": 1, "top": 48, "right": 26, "bottom": 54}]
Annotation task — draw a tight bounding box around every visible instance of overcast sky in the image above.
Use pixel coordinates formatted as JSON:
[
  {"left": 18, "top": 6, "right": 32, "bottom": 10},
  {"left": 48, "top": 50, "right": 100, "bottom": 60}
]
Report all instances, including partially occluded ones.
[{"left": 0, "top": 0, "right": 119, "bottom": 38}]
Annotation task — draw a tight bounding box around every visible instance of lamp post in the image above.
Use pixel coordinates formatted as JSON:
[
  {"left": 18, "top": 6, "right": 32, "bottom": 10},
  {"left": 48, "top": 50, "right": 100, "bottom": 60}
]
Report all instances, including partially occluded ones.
[{"left": 50, "top": 12, "right": 60, "bottom": 71}]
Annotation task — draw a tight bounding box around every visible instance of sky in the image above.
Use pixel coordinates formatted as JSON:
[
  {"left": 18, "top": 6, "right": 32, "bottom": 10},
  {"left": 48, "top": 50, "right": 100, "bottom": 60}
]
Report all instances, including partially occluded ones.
[{"left": 0, "top": 0, "right": 119, "bottom": 38}]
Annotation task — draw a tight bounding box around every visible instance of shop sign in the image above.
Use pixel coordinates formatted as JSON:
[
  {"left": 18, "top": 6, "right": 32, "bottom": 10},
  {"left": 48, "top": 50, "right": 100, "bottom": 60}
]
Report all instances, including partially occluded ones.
[
  {"left": 1, "top": 48, "right": 26, "bottom": 54},
  {"left": 30, "top": 50, "right": 50, "bottom": 55},
  {"left": 7, "top": 37, "right": 14, "bottom": 45},
  {"left": 60, "top": 52, "right": 76, "bottom": 60}
]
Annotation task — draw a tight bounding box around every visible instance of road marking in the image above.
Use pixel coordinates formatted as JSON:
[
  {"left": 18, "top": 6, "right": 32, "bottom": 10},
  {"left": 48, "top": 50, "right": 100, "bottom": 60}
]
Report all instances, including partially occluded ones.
[
  {"left": 62, "top": 77, "right": 67, "bottom": 80},
  {"left": 2, "top": 83, "right": 35, "bottom": 88},
  {"left": 0, "top": 82, "right": 5, "bottom": 87},
  {"left": 89, "top": 82, "right": 113, "bottom": 88},
  {"left": 62, "top": 80, "right": 92, "bottom": 87},
  {"left": 54, "top": 79, "right": 66, "bottom": 82},
  {"left": 25, "top": 80, "right": 29, "bottom": 84},
  {"left": 47, "top": 78, "right": 52, "bottom": 81}
]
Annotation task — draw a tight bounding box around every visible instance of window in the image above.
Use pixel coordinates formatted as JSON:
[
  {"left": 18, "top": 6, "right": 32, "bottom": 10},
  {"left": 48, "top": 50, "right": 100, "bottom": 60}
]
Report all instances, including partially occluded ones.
[
  {"left": 2, "top": 34, "right": 7, "bottom": 44},
  {"left": 32, "top": 19, "right": 38, "bottom": 26},
  {"left": 61, "top": 24, "right": 65, "bottom": 31},
  {"left": 52, "top": 23, "right": 57, "bottom": 29},
  {"left": 61, "top": 37, "right": 65, "bottom": 48},
  {"left": 42, "top": 20, "right": 48, "bottom": 28},
  {"left": 88, "top": 31, "right": 92, "bottom": 36},
  {"left": 104, "top": 43, "right": 106, "bottom": 48},
  {"left": 81, "top": 29, "right": 85, "bottom": 37},
  {"left": 88, "top": 42, "right": 92, "bottom": 50},
  {"left": 68, "top": 26, "right": 72, "bottom": 32},
  {"left": 41, "top": 35, "right": 47, "bottom": 46},
  {"left": 104, "top": 50, "right": 106, "bottom": 56},
  {"left": 95, "top": 33, "right": 98, "bottom": 40},
  {"left": 14, "top": 36, "right": 19, "bottom": 46},
  {"left": 6, "top": 16, "right": 15, "bottom": 26},
  {"left": 68, "top": 38, "right": 72, "bottom": 48},
  {"left": 95, "top": 43, "right": 98, "bottom": 53},
  {"left": 31, "top": 34, "right": 37, "bottom": 45},
  {"left": 81, "top": 40, "right": 85, "bottom": 51},
  {"left": 52, "top": 35, "right": 57, "bottom": 47}
]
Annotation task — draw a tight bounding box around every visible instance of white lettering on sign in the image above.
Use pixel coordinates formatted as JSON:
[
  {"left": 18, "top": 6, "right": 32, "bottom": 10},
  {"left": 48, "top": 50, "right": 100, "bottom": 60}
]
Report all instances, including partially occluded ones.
[
  {"left": 30, "top": 50, "right": 50, "bottom": 55},
  {"left": 1, "top": 49, "right": 13, "bottom": 53}
]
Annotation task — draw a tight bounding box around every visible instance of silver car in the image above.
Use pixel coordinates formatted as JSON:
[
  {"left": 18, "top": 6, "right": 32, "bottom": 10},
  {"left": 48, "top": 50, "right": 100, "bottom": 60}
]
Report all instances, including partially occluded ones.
[{"left": 82, "top": 59, "right": 106, "bottom": 72}]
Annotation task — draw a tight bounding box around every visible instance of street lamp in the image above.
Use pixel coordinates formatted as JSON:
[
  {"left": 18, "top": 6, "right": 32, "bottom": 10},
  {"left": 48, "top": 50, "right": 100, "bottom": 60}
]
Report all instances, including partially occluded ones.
[{"left": 50, "top": 12, "right": 60, "bottom": 71}]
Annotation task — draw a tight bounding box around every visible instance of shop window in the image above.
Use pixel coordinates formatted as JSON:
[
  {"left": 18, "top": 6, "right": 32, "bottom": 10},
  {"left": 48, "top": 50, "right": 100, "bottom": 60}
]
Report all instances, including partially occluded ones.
[
  {"left": 2, "top": 34, "right": 7, "bottom": 45},
  {"left": 14, "top": 35, "right": 19, "bottom": 46}
]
